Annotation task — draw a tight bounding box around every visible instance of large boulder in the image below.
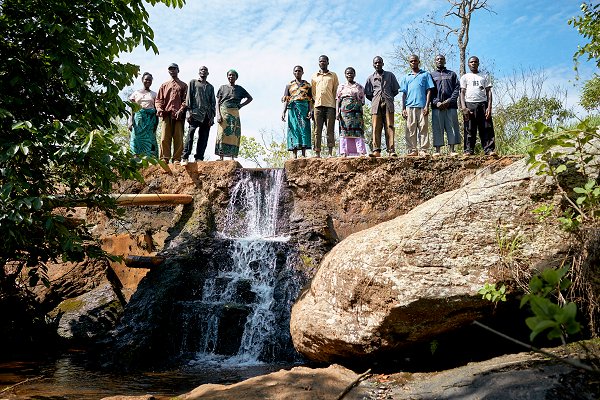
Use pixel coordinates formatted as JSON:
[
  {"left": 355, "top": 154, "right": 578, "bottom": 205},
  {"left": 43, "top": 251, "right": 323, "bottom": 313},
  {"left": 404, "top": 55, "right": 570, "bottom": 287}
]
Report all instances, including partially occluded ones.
[
  {"left": 49, "top": 281, "right": 124, "bottom": 343},
  {"left": 290, "top": 159, "right": 571, "bottom": 363}
]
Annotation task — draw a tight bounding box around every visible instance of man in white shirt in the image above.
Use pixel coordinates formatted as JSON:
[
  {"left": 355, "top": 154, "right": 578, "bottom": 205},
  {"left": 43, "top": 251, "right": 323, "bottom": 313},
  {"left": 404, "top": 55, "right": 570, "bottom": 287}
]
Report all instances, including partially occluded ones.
[{"left": 459, "top": 56, "right": 496, "bottom": 156}]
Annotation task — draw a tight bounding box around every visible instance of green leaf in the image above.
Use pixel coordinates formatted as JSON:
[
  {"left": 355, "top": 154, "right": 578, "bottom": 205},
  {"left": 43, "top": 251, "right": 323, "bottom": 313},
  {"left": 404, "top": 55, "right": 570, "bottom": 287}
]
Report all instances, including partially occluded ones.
[
  {"left": 82, "top": 130, "right": 95, "bottom": 153},
  {"left": 33, "top": 197, "right": 43, "bottom": 210},
  {"left": 527, "top": 318, "right": 558, "bottom": 341},
  {"left": 584, "top": 179, "right": 596, "bottom": 190}
]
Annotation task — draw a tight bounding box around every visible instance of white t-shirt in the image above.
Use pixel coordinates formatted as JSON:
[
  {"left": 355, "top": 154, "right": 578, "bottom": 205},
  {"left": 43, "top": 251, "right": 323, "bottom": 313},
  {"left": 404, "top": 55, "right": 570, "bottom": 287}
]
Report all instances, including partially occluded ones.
[
  {"left": 460, "top": 72, "right": 491, "bottom": 103},
  {"left": 129, "top": 89, "right": 157, "bottom": 109}
]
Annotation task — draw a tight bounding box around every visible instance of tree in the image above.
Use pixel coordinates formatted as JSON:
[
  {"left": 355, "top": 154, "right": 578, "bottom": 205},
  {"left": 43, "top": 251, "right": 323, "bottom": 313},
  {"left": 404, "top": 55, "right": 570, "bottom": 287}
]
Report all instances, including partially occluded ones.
[
  {"left": 0, "top": 0, "right": 184, "bottom": 351},
  {"left": 569, "top": 2, "right": 600, "bottom": 70},
  {"left": 239, "top": 129, "right": 289, "bottom": 168},
  {"left": 239, "top": 136, "right": 266, "bottom": 167},
  {"left": 569, "top": 2, "right": 600, "bottom": 112},
  {"left": 428, "top": 0, "right": 494, "bottom": 75},
  {"left": 391, "top": 20, "right": 456, "bottom": 72},
  {"left": 580, "top": 75, "right": 600, "bottom": 111},
  {"left": 493, "top": 68, "right": 573, "bottom": 154},
  {"left": 260, "top": 129, "right": 289, "bottom": 168}
]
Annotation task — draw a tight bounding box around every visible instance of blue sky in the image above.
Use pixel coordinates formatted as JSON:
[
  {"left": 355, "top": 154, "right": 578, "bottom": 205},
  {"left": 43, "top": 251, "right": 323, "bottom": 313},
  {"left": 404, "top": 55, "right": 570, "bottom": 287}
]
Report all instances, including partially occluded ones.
[{"left": 121, "top": 0, "right": 596, "bottom": 161}]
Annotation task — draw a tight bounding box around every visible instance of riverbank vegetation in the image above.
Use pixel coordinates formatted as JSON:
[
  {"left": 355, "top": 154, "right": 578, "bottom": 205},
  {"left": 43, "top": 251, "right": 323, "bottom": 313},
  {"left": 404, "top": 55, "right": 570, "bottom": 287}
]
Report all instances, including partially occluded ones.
[{"left": 0, "top": 0, "right": 185, "bottom": 357}]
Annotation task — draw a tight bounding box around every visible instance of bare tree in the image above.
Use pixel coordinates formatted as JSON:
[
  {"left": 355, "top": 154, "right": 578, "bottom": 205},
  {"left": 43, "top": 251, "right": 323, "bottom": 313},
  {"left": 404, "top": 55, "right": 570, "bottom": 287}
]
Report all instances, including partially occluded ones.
[
  {"left": 391, "top": 20, "right": 456, "bottom": 73},
  {"left": 427, "top": 0, "right": 495, "bottom": 75}
]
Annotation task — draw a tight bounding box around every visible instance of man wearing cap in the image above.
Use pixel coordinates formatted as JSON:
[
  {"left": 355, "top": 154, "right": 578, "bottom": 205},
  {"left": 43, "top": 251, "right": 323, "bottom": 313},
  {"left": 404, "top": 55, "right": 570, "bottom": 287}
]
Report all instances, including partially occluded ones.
[{"left": 155, "top": 63, "right": 188, "bottom": 164}]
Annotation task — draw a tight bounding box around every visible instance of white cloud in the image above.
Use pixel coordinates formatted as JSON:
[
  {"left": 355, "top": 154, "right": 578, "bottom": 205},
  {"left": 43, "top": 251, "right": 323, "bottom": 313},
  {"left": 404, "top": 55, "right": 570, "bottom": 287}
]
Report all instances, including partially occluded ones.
[{"left": 513, "top": 15, "right": 528, "bottom": 25}]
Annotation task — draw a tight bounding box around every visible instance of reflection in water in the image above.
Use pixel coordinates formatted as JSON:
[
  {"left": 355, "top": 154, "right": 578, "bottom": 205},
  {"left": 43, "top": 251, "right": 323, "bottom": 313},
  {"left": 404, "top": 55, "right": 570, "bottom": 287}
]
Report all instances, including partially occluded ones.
[
  {"left": 0, "top": 353, "right": 297, "bottom": 399},
  {"left": 1, "top": 170, "right": 305, "bottom": 398}
]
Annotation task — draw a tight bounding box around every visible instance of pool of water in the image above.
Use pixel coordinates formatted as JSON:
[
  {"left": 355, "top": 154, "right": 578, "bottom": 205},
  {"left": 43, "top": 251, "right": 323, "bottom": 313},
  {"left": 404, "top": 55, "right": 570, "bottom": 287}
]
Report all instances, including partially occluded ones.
[{"left": 0, "top": 352, "right": 298, "bottom": 399}]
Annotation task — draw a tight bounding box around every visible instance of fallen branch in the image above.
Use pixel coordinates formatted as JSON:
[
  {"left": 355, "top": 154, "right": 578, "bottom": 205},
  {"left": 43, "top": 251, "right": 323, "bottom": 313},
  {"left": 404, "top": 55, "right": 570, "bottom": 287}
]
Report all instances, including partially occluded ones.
[
  {"left": 0, "top": 376, "right": 44, "bottom": 395},
  {"left": 335, "top": 368, "right": 372, "bottom": 400},
  {"left": 473, "top": 320, "right": 598, "bottom": 373}
]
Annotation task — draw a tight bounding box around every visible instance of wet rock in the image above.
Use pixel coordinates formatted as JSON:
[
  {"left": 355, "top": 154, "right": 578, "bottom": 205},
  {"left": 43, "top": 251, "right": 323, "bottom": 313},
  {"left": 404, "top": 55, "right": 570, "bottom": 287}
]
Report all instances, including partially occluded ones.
[{"left": 48, "top": 281, "right": 123, "bottom": 343}]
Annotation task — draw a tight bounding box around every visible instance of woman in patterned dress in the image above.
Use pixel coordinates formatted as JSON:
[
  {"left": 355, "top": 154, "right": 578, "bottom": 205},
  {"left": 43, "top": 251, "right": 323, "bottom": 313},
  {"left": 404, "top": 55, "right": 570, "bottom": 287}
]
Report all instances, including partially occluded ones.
[
  {"left": 215, "top": 69, "right": 253, "bottom": 160},
  {"left": 128, "top": 72, "right": 159, "bottom": 156},
  {"left": 336, "top": 67, "right": 367, "bottom": 157},
  {"left": 281, "top": 65, "right": 312, "bottom": 158}
]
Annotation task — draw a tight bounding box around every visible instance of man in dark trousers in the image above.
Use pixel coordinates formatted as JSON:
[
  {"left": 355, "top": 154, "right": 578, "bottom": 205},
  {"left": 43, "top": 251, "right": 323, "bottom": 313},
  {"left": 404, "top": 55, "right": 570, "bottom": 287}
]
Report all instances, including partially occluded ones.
[
  {"left": 182, "top": 66, "right": 216, "bottom": 165},
  {"left": 459, "top": 56, "right": 496, "bottom": 156},
  {"left": 364, "top": 56, "right": 400, "bottom": 157},
  {"left": 431, "top": 54, "right": 461, "bottom": 156},
  {"left": 310, "top": 55, "right": 339, "bottom": 158}
]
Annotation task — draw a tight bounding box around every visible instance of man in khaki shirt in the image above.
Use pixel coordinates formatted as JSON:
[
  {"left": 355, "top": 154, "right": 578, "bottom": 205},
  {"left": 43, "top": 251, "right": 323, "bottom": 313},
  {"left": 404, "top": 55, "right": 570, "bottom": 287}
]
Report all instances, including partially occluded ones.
[{"left": 310, "top": 55, "right": 339, "bottom": 158}]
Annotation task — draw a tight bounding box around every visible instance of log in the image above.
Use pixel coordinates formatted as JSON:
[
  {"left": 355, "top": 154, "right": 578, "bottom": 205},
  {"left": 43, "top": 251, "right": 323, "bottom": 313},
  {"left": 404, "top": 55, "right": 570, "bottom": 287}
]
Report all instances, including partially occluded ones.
[
  {"left": 112, "top": 194, "right": 193, "bottom": 206},
  {"left": 124, "top": 255, "right": 165, "bottom": 268}
]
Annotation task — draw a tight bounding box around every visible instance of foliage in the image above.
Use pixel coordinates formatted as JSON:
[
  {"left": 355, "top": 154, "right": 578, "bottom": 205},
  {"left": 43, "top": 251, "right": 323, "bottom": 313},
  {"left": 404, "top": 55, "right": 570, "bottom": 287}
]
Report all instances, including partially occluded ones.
[
  {"left": 580, "top": 74, "right": 600, "bottom": 111},
  {"left": 261, "top": 129, "right": 289, "bottom": 168},
  {"left": 496, "top": 226, "right": 523, "bottom": 259},
  {"left": 524, "top": 115, "right": 600, "bottom": 339},
  {"left": 478, "top": 283, "right": 507, "bottom": 303},
  {"left": 569, "top": 2, "right": 600, "bottom": 70},
  {"left": 239, "top": 129, "right": 290, "bottom": 168},
  {"left": 493, "top": 67, "right": 574, "bottom": 155},
  {"left": 494, "top": 96, "right": 574, "bottom": 155},
  {"left": 520, "top": 267, "right": 581, "bottom": 343},
  {"left": 239, "top": 136, "right": 266, "bottom": 167},
  {"left": 0, "top": 0, "right": 184, "bottom": 300},
  {"left": 526, "top": 119, "right": 600, "bottom": 230}
]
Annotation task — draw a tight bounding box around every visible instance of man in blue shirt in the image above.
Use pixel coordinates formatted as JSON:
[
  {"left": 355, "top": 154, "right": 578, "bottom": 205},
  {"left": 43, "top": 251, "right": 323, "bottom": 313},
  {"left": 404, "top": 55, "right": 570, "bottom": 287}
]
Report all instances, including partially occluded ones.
[{"left": 401, "top": 55, "right": 435, "bottom": 157}]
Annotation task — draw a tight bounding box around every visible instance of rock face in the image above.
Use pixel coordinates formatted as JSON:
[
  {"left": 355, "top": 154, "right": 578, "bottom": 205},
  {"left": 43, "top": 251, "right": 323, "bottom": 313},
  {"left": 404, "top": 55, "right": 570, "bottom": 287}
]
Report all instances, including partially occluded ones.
[
  {"left": 179, "top": 364, "right": 359, "bottom": 400},
  {"left": 23, "top": 156, "right": 517, "bottom": 368},
  {"left": 290, "top": 159, "right": 571, "bottom": 363},
  {"left": 285, "top": 156, "right": 517, "bottom": 272},
  {"left": 49, "top": 281, "right": 123, "bottom": 343}
]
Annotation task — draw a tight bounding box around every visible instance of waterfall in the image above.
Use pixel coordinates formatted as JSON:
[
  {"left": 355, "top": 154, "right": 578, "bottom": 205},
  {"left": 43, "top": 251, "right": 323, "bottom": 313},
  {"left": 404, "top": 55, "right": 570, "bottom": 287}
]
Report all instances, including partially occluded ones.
[
  {"left": 221, "top": 169, "right": 286, "bottom": 240},
  {"left": 178, "top": 169, "right": 301, "bottom": 366}
]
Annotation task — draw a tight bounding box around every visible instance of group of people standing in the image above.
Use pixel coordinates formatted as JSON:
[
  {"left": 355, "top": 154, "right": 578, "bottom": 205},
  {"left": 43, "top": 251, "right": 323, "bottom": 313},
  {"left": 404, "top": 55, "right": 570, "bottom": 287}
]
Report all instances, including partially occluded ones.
[
  {"left": 281, "top": 53, "right": 496, "bottom": 159},
  {"left": 127, "top": 54, "right": 495, "bottom": 164},
  {"left": 128, "top": 63, "right": 252, "bottom": 165}
]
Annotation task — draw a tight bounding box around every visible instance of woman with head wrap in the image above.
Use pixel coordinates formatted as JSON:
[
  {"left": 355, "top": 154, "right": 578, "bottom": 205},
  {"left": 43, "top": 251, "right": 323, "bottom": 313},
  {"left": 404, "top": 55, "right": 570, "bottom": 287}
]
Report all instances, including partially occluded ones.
[
  {"left": 215, "top": 69, "right": 253, "bottom": 160},
  {"left": 128, "top": 72, "right": 159, "bottom": 156}
]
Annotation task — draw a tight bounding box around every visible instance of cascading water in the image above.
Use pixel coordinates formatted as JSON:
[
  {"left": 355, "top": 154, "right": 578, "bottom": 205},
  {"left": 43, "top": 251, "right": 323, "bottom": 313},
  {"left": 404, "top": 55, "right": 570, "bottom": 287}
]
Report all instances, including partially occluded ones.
[{"left": 177, "top": 169, "right": 303, "bottom": 366}]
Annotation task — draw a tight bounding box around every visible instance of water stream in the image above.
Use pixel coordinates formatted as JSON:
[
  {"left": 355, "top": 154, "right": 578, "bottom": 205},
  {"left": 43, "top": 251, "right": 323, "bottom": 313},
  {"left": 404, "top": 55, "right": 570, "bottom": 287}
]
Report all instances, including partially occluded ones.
[
  {"left": 0, "top": 168, "right": 305, "bottom": 399},
  {"left": 176, "top": 168, "right": 302, "bottom": 366}
]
